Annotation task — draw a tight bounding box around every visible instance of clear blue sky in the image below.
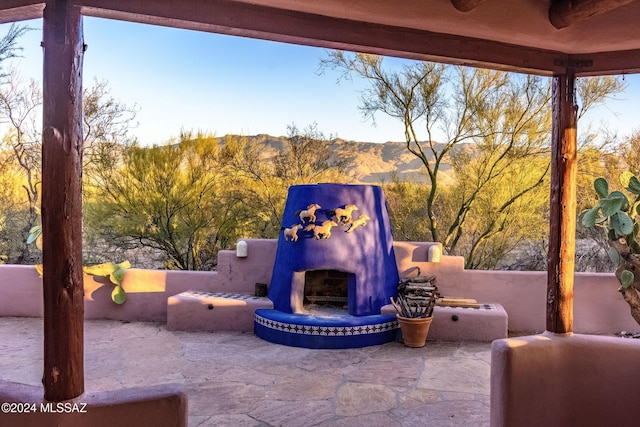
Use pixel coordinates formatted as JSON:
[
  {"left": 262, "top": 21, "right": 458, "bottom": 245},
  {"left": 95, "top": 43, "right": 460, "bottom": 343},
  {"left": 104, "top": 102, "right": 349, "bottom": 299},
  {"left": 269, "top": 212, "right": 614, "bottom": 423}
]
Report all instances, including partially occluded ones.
[{"left": 2, "top": 17, "right": 639, "bottom": 146}]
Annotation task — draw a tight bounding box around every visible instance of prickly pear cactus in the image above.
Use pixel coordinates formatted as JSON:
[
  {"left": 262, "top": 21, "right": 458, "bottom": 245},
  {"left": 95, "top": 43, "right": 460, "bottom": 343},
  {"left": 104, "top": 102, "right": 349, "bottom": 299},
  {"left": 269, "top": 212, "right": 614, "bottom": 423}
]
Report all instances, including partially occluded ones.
[
  {"left": 582, "top": 172, "right": 640, "bottom": 325},
  {"left": 83, "top": 261, "right": 131, "bottom": 304}
]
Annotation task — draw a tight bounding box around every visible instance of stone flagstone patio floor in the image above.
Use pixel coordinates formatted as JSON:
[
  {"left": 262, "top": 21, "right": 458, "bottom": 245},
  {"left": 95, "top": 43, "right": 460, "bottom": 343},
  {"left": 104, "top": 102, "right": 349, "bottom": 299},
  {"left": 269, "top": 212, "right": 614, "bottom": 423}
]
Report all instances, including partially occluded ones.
[{"left": 0, "top": 317, "right": 491, "bottom": 426}]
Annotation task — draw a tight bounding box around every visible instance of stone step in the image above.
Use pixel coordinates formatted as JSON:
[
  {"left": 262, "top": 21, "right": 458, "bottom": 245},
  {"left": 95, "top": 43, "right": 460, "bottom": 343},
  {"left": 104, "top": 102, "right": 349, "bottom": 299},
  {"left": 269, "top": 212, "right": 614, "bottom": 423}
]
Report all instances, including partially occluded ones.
[{"left": 167, "top": 291, "right": 273, "bottom": 332}]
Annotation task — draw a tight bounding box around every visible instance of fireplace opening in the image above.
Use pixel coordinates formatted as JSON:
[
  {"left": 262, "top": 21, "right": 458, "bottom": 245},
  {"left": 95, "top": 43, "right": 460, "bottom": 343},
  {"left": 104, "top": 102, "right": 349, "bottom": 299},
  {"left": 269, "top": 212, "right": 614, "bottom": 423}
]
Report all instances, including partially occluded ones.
[{"left": 303, "top": 270, "right": 350, "bottom": 314}]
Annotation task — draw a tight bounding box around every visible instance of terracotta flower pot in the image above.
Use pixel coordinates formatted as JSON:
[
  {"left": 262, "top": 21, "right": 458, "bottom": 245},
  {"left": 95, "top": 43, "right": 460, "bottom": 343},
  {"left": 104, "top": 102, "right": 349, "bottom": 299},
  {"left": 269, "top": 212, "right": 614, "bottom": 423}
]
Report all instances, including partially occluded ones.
[{"left": 396, "top": 315, "right": 433, "bottom": 347}]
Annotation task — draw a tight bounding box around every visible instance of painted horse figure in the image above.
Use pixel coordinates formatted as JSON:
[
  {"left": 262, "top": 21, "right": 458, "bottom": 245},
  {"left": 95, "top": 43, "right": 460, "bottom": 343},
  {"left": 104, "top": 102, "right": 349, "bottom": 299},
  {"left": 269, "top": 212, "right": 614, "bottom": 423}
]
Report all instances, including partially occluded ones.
[
  {"left": 304, "top": 220, "right": 339, "bottom": 239},
  {"left": 283, "top": 224, "right": 303, "bottom": 242},
  {"left": 346, "top": 214, "right": 371, "bottom": 233},
  {"left": 327, "top": 204, "right": 358, "bottom": 224},
  {"left": 295, "top": 203, "right": 322, "bottom": 224}
]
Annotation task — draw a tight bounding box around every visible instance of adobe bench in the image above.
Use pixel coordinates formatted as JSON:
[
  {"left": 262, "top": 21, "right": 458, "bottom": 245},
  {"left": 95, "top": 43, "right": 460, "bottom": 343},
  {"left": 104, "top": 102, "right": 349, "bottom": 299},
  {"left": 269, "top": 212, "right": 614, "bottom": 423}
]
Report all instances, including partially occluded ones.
[
  {"left": 381, "top": 303, "right": 508, "bottom": 341},
  {"left": 167, "top": 291, "right": 273, "bottom": 332},
  {"left": 168, "top": 290, "right": 508, "bottom": 342}
]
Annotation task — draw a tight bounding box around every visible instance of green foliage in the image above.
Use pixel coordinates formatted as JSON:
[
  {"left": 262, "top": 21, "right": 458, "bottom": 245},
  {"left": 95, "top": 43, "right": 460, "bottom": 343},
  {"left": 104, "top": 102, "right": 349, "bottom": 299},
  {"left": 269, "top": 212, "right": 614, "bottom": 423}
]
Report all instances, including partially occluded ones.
[
  {"left": 83, "top": 260, "right": 130, "bottom": 282},
  {"left": 217, "top": 134, "right": 289, "bottom": 238},
  {"left": 0, "top": 148, "right": 33, "bottom": 263},
  {"left": 576, "top": 145, "right": 622, "bottom": 214},
  {"left": 0, "top": 71, "right": 43, "bottom": 264},
  {"left": 583, "top": 172, "right": 640, "bottom": 298},
  {"left": 32, "top": 260, "right": 130, "bottom": 304},
  {"left": 321, "top": 54, "right": 540, "bottom": 267},
  {"left": 0, "top": 24, "right": 29, "bottom": 78},
  {"left": 0, "top": 25, "right": 630, "bottom": 274},
  {"left": 594, "top": 177, "right": 609, "bottom": 198},
  {"left": 383, "top": 179, "right": 433, "bottom": 242},
  {"left": 111, "top": 285, "right": 126, "bottom": 305},
  {"left": 26, "top": 224, "right": 42, "bottom": 252},
  {"left": 322, "top": 53, "right": 625, "bottom": 269},
  {"left": 219, "top": 125, "right": 352, "bottom": 240},
  {"left": 620, "top": 130, "right": 640, "bottom": 176},
  {"left": 582, "top": 174, "right": 640, "bottom": 240},
  {"left": 621, "top": 269, "right": 635, "bottom": 289},
  {"left": 576, "top": 76, "right": 627, "bottom": 120},
  {"left": 86, "top": 134, "right": 245, "bottom": 270},
  {"left": 84, "top": 261, "right": 131, "bottom": 304},
  {"left": 0, "top": 63, "right": 137, "bottom": 265},
  {"left": 449, "top": 153, "right": 550, "bottom": 269},
  {"left": 25, "top": 205, "right": 131, "bottom": 304},
  {"left": 608, "top": 246, "right": 623, "bottom": 266},
  {"left": 628, "top": 176, "right": 640, "bottom": 195},
  {"left": 24, "top": 206, "right": 42, "bottom": 255},
  {"left": 273, "top": 123, "right": 346, "bottom": 184}
]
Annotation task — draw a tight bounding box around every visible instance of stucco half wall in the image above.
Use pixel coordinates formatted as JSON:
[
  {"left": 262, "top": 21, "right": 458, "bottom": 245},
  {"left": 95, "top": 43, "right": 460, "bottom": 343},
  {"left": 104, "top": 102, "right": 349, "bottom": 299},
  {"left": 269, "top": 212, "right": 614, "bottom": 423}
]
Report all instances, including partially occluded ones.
[
  {"left": 490, "top": 333, "right": 640, "bottom": 427},
  {"left": 1, "top": 239, "right": 638, "bottom": 335},
  {"left": 0, "top": 381, "right": 187, "bottom": 427}
]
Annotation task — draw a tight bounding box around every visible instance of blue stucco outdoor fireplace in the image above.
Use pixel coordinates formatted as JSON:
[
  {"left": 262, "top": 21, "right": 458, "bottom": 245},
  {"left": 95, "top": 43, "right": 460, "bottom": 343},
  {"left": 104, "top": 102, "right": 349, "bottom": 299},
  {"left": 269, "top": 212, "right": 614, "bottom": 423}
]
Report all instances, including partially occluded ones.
[{"left": 254, "top": 183, "right": 400, "bottom": 348}]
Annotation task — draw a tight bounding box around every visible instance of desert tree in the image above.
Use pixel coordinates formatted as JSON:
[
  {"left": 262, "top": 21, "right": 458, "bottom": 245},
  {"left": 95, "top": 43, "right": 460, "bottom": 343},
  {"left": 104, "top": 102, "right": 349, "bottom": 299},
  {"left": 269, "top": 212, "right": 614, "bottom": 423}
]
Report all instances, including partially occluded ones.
[
  {"left": 82, "top": 78, "right": 138, "bottom": 187},
  {"left": 383, "top": 177, "right": 433, "bottom": 242},
  {"left": 0, "top": 67, "right": 137, "bottom": 263},
  {"left": 0, "top": 144, "right": 22, "bottom": 262},
  {"left": 321, "top": 52, "right": 625, "bottom": 267},
  {"left": 221, "top": 123, "right": 351, "bottom": 238},
  {"left": 273, "top": 122, "right": 346, "bottom": 183},
  {"left": 619, "top": 128, "right": 640, "bottom": 177},
  {"left": 575, "top": 75, "right": 627, "bottom": 211},
  {"left": 0, "top": 25, "right": 34, "bottom": 262},
  {"left": 571, "top": 76, "right": 627, "bottom": 271},
  {"left": 217, "top": 133, "right": 285, "bottom": 237},
  {"left": 320, "top": 53, "right": 550, "bottom": 261},
  {"left": 0, "top": 24, "right": 28, "bottom": 79},
  {"left": 87, "top": 134, "right": 244, "bottom": 270},
  {"left": 0, "top": 70, "right": 42, "bottom": 262},
  {"left": 80, "top": 79, "right": 139, "bottom": 262}
]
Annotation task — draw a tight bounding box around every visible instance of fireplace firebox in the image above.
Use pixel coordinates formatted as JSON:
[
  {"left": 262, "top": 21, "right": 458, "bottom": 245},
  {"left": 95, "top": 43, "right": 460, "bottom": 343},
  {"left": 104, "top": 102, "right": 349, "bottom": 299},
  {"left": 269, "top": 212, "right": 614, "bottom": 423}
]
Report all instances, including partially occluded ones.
[{"left": 303, "top": 270, "right": 350, "bottom": 311}]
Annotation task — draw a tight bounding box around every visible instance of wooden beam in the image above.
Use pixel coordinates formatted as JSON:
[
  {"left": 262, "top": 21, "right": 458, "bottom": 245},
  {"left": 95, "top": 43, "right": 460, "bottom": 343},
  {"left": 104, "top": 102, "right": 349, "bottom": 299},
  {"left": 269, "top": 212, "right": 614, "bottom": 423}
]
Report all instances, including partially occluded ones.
[
  {"left": 73, "top": 0, "right": 564, "bottom": 76},
  {"left": 41, "top": 0, "right": 85, "bottom": 401},
  {"left": 549, "top": 0, "right": 637, "bottom": 29},
  {"left": 451, "top": 0, "right": 488, "bottom": 12},
  {"left": 8, "top": 0, "right": 640, "bottom": 76},
  {"left": 0, "top": 1, "right": 44, "bottom": 24},
  {"left": 571, "top": 49, "right": 640, "bottom": 76},
  {"left": 546, "top": 71, "right": 577, "bottom": 334}
]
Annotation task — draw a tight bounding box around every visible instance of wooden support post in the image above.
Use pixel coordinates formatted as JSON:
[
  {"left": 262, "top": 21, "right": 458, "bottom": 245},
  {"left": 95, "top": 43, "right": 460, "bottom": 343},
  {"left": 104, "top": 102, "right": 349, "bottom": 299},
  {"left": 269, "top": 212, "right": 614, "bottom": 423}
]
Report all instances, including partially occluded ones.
[
  {"left": 547, "top": 71, "right": 577, "bottom": 334},
  {"left": 41, "top": 0, "right": 85, "bottom": 401}
]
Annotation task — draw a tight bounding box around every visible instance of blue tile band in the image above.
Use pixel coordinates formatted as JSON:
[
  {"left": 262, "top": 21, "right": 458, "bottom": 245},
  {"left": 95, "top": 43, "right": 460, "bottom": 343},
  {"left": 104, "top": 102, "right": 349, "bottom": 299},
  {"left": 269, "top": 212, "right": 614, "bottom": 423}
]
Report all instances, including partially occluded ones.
[{"left": 254, "top": 309, "right": 399, "bottom": 349}]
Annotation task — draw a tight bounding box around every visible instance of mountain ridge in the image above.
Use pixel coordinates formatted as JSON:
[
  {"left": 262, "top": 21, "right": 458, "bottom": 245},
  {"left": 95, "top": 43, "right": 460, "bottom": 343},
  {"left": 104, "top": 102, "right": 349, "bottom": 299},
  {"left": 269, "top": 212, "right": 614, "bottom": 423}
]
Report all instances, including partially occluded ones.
[{"left": 216, "top": 134, "right": 460, "bottom": 185}]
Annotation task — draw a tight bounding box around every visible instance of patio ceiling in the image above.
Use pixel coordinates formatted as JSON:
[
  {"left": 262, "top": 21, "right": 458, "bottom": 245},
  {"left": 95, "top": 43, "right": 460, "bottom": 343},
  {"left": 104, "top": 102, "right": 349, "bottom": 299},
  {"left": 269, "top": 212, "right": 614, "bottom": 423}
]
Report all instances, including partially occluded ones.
[{"left": 2, "top": 0, "right": 640, "bottom": 76}]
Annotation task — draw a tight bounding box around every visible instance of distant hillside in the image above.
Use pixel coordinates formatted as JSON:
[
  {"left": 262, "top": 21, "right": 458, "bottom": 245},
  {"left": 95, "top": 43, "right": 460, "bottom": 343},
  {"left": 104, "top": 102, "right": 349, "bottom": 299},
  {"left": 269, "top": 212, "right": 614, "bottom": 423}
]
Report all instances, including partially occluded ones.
[{"left": 216, "top": 134, "right": 462, "bottom": 185}]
